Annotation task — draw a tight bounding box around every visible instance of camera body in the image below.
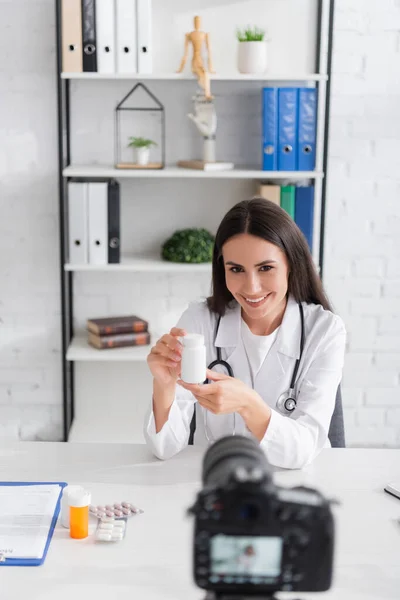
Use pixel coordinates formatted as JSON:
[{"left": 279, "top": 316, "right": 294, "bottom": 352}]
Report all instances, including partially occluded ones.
[{"left": 189, "top": 436, "right": 334, "bottom": 596}]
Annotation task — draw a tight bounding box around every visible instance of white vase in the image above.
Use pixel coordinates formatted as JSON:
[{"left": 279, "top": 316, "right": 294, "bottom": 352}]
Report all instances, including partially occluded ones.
[
  {"left": 136, "top": 147, "right": 150, "bottom": 165},
  {"left": 237, "top": 41, "right": 267, "bottom": 74}
]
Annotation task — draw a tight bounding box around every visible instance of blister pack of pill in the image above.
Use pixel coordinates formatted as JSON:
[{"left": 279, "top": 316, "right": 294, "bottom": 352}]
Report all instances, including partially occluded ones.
[
  {"left": 95, "top": 517, "right": 127, "bottom": 543},
  {"left": 89, "top": 501, "right": 143, "bottom": 520}
]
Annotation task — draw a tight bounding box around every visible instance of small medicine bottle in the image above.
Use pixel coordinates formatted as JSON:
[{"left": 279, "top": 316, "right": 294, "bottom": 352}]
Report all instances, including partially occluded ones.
[
  {"left": 69, "top": 489, "right": 91, "bottom": 539},
  {"left": 61, "top": 485, "right": 84, "bottom": 528},
  {"left": 181, "top": 333, "right": 206, "bottom": 384}
]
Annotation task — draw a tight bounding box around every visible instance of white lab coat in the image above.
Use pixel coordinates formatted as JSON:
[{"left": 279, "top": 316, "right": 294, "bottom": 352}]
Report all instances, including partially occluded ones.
[{"left": 144, "top": 295, "right": 346, "bottom": 469}]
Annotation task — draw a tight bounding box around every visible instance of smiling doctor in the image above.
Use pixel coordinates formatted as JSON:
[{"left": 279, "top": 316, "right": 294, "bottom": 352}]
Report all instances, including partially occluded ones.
[{"left": 144, "top": 198, "right": 346, "bottom": 469}]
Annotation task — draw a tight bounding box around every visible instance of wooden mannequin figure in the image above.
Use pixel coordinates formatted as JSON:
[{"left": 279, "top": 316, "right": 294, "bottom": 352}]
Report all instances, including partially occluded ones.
[{"left": 176, "top": 15, "right": 215, "bottom": 100}]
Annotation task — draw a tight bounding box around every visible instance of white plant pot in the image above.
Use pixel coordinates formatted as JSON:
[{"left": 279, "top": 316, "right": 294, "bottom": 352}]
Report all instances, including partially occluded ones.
[
  {"left": 136, "top": 147, "right": 150, "bottom": 165},
  {"left": 237, "top": 41, "right": 267, "bottom": 74}
]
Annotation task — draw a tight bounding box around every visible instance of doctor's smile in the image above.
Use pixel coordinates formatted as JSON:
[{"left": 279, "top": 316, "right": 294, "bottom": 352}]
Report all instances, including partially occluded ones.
[
  {"left": 145, "top": 198, "right": 346, "bottom": 469},
  {"left": 223, "top": 233, "right": 289, "bottom": 334}
]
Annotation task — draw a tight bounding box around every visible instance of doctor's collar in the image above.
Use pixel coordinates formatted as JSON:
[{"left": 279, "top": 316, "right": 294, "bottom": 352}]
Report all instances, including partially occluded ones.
[{"left": 214, "top": 295, "right": 302, "bottom": 359}]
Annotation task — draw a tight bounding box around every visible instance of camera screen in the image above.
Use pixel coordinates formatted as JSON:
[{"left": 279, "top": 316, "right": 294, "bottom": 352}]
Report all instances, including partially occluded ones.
[{"left": 210, "top": 534, "right": 283, "bottom": 584}]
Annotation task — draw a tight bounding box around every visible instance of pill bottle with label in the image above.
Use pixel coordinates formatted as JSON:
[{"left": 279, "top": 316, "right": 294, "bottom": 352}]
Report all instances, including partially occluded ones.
[
  {"left": 69, "top": 489, "right": 91, "bottom": 539},
  {"left": 180, "top": 333, "right": 206, "bottom": 384}
]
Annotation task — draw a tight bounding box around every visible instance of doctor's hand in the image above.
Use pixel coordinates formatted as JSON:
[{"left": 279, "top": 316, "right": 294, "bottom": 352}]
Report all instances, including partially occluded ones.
[
  {"left": 147, "top": 328, "right": 186, "bottom": 386},
  {"left": 177, "top": 369, "right": 263, "bottom": 417}
]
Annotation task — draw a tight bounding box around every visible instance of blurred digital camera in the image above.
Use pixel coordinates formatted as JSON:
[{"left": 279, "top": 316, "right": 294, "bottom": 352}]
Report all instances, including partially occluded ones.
[{"left": 188, "top": 436, "right": 335, "bottom": 596}]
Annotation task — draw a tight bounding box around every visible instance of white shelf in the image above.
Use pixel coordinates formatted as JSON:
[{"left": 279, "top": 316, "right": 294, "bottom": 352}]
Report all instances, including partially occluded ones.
[
  {"left": 66, "top": 334, "right": 151, "bottom": 362},
  {"left": 67, "top": 416, "right": 140, "bottom": 442},
  {"left": 63, "top": 164, "right": 323, "bottom": 180},
  {"left": 61, "top": 72, "right": 328, "bottom": 82},
  {"left": 64, "top": 255, "right": 212, "bottom": 272},
  {"left": 68, "top": 415, "right": 144, "bottom": 443}
]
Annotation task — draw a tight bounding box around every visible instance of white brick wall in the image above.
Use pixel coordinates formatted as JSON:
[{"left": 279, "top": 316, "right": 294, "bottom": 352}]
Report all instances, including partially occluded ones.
[
  {"left": 0, "top": 0, "right": 399, "bottom": 447},
  {"left": 0, "top": 0, "right": 62, "bottom": 440},
  {"left": 325, "top": 0, "right": 400, "bottom": 447}
]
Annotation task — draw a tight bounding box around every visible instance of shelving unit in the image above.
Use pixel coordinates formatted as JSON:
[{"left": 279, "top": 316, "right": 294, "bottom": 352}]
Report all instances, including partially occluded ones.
[
  {"left": 63, "top": 164, "right": 324, "bottom": 179},
  {"left": 55, "top": 0, "right": 335, "bottom": 442},
  {"left": 61, "top": 72, "right": 328, "bottom": 81},
  {"left": 67, "top": 335, "right": 153, "bottom": 361},
  {"left": 64, "top": 255, "right": 213, "bottom": 272}
]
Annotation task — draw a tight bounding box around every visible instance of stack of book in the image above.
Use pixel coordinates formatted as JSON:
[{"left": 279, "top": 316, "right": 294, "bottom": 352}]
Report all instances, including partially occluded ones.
[
  {"left": 87, "top": 315, "right": 151, "bottom": 350},
  {"left": 258, "top": 183, "right": 314, "bottom": 251}
]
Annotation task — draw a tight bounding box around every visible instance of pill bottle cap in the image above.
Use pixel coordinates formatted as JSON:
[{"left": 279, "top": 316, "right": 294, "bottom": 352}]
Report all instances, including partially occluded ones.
[
  {"left": 182, "top": 333, "right": 204, "bottom": 348},
  {"left": 61, "top": 485, "right": 84, "bottom": 528},
  {"left": 68, "top": 489, "right": 91, "bottom": 508},
  {"left": 64, "top": 485, "right": 84, "bottom": 499}
]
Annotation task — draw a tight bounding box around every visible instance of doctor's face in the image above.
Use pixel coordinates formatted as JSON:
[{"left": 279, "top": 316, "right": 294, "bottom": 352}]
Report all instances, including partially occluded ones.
[{"left": 222, "top": 233, "right": 289, "bottom": 324}]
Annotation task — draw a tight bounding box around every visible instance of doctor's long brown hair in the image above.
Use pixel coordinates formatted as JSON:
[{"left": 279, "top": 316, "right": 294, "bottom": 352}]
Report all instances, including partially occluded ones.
[{"left": 207, "top": 197, "right": 333, "bottom": 316}]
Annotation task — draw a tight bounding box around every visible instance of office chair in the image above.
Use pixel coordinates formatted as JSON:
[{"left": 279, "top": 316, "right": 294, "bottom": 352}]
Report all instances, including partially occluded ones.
[
  {"left": 328, "top": 384, "right": 346, "bottom": 448},
  {"left": 189, "top": 384, "right": 346, "bottom": 448}
]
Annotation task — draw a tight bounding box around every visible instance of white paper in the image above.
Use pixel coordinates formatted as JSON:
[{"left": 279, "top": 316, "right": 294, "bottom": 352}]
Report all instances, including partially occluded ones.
[{"left": 0, "top": 485, "right": 62, "bottom": 559}]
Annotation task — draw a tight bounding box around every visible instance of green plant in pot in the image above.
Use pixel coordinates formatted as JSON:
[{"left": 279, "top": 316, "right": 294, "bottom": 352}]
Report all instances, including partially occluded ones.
[
  {"left": 161, "top": 228, "right": 215, "bottom": 263},
  {"left": 236, "top": 25, "right": 267, "bottom": 74},
  {"left": 236, "top": 26, "right": 266, "bottom": 42},
  {"left": 127, "top": 136, "right": 157, "bottom": 166}
]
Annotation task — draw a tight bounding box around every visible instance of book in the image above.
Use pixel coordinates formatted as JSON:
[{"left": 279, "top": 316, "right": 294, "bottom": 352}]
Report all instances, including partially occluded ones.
[
  {"left": 258, "top": 184, "right": 280, "bottom": 205},
  {"left": 177, "top": 160, "right": 234, "bottom": 171},
  {"left": 87, "top": 315, "right": 148, "bottom": 336},
  {"left": 295, "top": 186, "right": 314, "bottom": 250},
  {"left": 280, "top": 185, "right": 296, "bottom": 219},
  {"left": 88, "top": 331, "right": 151, "bottom": 349}
]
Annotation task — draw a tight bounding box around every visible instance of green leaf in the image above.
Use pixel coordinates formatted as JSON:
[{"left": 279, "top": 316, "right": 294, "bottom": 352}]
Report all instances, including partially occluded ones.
[
  {"left": 236, "top": 25, "right": 266, "bottom": 42},
  {"left": 161, "top": 228, "right": 215, "bottom": 263},
  {"left": 127, "top": 136, "right": 157, "bottom": 148}
]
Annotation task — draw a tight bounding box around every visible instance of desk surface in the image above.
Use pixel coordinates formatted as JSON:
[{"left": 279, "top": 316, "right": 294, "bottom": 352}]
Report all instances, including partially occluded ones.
[{"left": 1, "top": 443, "right": 400, "bottom": 600}]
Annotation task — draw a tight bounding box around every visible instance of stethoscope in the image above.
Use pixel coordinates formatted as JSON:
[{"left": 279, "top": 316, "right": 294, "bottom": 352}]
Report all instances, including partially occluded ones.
[{"left": 202, "top": 302, "right": 305, "bottom": 443}]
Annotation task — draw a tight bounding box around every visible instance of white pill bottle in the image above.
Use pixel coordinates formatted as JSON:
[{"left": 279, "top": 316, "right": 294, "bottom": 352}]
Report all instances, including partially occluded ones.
[{"left": 180, "top": 334, "right": 207, "bottom": 384}]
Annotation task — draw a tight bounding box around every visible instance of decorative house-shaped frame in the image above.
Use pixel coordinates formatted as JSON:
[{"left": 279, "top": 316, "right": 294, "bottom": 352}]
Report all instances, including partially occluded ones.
[{"left": 115, "top": 82, "right": 165, "bottom": 169}]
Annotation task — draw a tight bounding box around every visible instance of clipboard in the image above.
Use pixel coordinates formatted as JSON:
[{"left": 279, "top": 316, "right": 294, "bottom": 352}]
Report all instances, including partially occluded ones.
[{"left": 0, "top": 481, "right": 67, "bottom": 567}]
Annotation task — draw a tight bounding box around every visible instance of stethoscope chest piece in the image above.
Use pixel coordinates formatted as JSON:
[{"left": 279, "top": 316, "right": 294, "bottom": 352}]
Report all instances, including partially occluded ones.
[{"left": 276, "top": 389, "right": 297, "bottom": 414}]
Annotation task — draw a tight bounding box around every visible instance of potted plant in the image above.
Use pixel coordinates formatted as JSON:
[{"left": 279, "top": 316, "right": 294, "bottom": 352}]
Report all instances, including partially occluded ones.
[
  {"left": 127, "top": 136, "right": 157, "bottom": 166},
  {"left": 236, "top": 26, "right": 267, "bottom": 74},
  {"left": 161, "top": 228, "right": 214, "bottom": 263}
]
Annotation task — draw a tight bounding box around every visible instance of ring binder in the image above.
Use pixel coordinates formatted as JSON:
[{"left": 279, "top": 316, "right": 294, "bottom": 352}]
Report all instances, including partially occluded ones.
[{"left": 81, "top": 0, "right": 97, "bottom": 72}]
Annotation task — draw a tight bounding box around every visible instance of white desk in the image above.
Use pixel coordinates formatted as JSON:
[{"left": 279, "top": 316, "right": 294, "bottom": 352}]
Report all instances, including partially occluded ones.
[{"left": 1, "top": 443, "right": 400, "bottom": 600}]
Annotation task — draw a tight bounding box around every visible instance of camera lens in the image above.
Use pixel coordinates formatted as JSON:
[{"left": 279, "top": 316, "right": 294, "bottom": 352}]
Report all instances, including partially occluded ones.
[
  {"left": 202, "top": 435, "right": 271, "bottom": 487},
  {"left": 239, "top": 502, "right": 259, "bottom": 521}
]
